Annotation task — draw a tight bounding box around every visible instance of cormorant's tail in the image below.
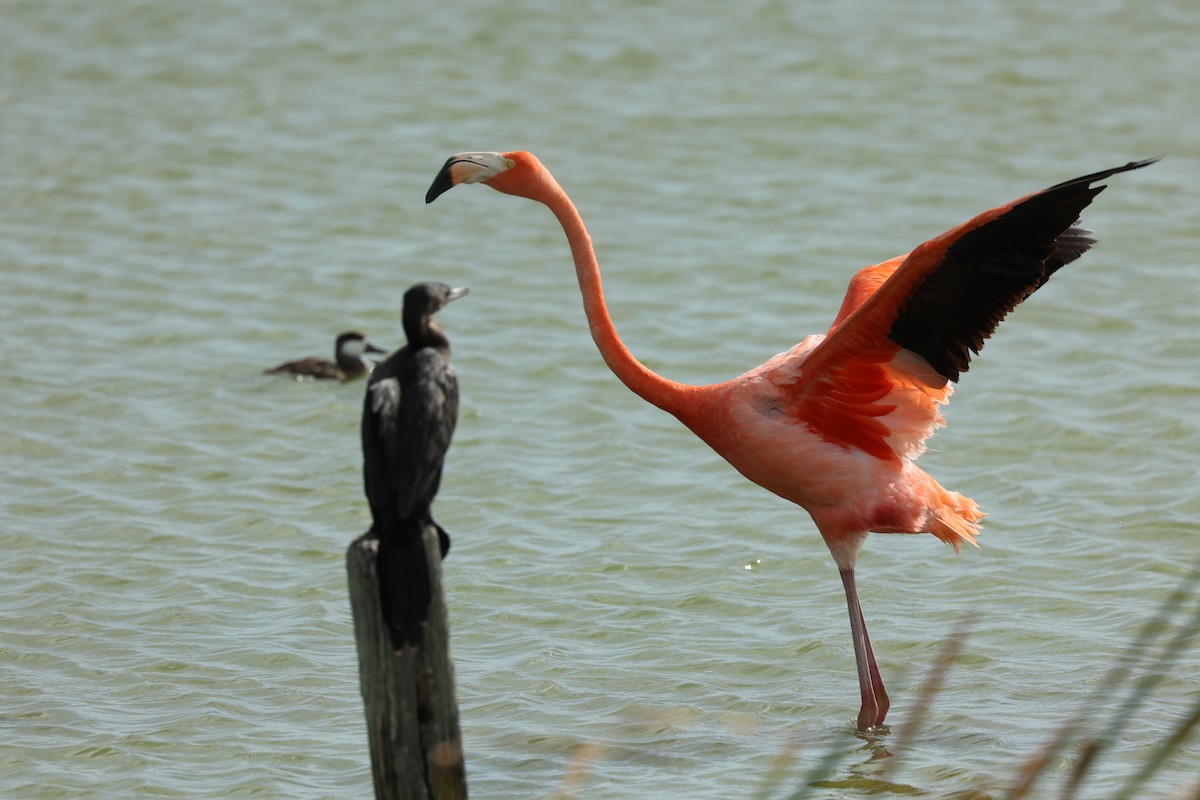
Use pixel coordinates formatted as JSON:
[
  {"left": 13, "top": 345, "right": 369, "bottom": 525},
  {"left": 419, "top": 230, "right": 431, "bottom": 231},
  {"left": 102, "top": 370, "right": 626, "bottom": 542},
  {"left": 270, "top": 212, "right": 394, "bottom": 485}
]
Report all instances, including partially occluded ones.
[{"left": 376, "top": 520, "right": 433, "bottom": 649}]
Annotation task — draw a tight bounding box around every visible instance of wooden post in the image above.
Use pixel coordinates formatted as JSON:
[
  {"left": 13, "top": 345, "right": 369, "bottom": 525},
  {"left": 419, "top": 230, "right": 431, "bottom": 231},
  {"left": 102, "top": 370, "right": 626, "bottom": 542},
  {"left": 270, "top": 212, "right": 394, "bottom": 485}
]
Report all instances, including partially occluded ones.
[{"left": 347, "top": 522, "right": 468, "bottom": 799}]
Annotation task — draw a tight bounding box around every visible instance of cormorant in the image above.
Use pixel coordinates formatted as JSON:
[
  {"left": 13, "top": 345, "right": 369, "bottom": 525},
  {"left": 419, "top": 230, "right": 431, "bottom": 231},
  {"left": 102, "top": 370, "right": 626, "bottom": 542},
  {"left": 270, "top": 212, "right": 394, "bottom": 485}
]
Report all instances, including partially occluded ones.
[{"left": 361, "top": 282, "right": 468, "bottom": 647}]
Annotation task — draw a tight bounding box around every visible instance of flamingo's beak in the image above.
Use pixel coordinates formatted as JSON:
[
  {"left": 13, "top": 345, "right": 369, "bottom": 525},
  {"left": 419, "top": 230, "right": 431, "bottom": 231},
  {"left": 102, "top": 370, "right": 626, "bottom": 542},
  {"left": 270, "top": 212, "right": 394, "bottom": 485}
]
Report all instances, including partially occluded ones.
[{"left": 426, "top": 152, "right": 514, "bottom": 203}]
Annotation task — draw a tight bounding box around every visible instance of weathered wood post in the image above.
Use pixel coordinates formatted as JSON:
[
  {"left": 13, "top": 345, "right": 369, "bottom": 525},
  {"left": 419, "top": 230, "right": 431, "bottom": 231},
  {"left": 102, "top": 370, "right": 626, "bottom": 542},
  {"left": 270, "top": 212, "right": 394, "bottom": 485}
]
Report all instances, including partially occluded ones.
[{"left": 347, "top": 522, "right": 468, "bottom": 799}]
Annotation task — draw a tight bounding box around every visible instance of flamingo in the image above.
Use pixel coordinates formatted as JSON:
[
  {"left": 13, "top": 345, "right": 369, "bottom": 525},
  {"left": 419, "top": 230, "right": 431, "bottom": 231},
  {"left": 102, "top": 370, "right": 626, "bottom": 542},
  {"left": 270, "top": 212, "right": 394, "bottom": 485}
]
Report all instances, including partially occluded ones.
[{"left": 425, "top": 152, "right": 1154, "bottom": 729}]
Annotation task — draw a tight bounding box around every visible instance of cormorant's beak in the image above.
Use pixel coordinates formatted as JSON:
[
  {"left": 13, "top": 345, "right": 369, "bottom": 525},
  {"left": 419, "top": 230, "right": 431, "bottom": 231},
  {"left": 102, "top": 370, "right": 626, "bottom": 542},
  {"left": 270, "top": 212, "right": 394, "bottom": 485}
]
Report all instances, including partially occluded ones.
[
  {"left": 363, "top": 341, "right": 387, "bottom": 355},
  {"left": 425, "top": 152, "right": 514, "bottom": 203},
  {"left": 446, "top": 285, "right": 470, "bottom": 303}
]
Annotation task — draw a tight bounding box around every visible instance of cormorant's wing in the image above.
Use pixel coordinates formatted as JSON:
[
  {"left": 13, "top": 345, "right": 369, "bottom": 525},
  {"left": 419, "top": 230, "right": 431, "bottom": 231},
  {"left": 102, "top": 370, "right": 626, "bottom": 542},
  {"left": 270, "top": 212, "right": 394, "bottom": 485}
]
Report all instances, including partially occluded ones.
[{"left": 361, "top": 349, "right": 459, "bottom": 524}]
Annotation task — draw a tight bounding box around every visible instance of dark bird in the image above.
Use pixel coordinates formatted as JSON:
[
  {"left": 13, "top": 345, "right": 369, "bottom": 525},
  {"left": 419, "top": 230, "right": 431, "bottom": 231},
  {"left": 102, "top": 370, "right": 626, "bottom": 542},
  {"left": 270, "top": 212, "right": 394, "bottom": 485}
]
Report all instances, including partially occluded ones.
[
  {"left": 427, "top": 150, "right": 1155, "bottom": 728},
  {"left": 361, "top": 282, "right": 469, "bottom": 648},
  {"left": 265, "top": 331, "right": 386, "bottom": 381}
]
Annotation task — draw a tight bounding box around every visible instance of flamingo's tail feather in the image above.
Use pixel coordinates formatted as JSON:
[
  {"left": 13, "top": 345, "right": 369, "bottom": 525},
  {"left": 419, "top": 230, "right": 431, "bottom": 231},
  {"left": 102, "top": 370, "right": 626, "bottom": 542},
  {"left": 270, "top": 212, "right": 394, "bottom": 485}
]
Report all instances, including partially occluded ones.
[{"left": 929, "top": 493, "right": 985, "bottom": 554}]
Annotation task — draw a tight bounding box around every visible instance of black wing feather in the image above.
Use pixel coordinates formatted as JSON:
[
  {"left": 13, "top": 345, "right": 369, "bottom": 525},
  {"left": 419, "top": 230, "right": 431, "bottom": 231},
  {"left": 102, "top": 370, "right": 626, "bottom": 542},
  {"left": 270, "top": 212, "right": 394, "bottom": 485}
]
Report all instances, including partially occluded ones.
[
  {"left": 362, "top": 347, "right": 458, "bottom": 524},
  {"left": 888, "top": 159, "right": 1155, "bottom": 382},
  {"left": 361, "top": 345, "right": 458, "bottom": 647}
]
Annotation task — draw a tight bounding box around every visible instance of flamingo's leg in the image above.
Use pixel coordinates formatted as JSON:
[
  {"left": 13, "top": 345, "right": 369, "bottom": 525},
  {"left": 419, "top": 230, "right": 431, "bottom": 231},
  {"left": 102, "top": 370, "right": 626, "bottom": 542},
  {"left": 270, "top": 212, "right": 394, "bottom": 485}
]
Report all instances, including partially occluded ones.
[
  {"left": 840, "top": 568, "right": 890, "bottom": 730},
  {"left": 858, "top": 603, "right": 890, "bottom": 726}
]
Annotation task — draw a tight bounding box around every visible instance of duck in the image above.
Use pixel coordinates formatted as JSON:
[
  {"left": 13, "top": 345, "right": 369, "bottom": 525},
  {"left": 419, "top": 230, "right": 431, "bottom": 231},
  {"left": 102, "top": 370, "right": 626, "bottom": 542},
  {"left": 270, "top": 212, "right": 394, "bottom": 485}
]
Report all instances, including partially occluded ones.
[{"left": 264, "top": 331, "right": 385, "bottom": 381}]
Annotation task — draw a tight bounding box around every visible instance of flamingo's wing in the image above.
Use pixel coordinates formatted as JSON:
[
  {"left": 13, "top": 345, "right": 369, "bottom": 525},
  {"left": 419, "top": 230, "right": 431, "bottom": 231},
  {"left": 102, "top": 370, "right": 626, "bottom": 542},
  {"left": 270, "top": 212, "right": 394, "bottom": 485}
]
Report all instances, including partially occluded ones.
[
  {"left": 780, "top": 159, "right": 1155, "bottom": 462},
  {"left": 827, "top": 255, "right": 907, "bottom": 329}
]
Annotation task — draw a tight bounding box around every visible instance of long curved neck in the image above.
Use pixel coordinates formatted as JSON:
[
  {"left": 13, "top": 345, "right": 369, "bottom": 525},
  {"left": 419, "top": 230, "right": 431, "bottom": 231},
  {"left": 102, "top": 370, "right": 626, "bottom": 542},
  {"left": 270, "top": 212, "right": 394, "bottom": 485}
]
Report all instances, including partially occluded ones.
[{"left": 533, "top": 175, "right": 698, "bottom": 416}]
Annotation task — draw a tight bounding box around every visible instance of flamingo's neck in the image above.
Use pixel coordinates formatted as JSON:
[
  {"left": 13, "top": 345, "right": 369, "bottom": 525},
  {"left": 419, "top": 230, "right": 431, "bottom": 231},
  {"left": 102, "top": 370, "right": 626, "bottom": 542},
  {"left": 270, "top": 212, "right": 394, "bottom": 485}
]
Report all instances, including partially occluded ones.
[{"left": 528, "top": 173, "right": 700, "bottom": 419}]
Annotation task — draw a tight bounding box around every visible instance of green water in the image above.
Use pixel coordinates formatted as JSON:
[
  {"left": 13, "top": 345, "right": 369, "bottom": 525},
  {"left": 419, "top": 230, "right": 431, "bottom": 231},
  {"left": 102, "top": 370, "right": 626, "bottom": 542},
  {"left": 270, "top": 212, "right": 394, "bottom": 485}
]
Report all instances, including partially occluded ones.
[{"left": 2, "top": 1, "right": 1197, "bottom": 797}]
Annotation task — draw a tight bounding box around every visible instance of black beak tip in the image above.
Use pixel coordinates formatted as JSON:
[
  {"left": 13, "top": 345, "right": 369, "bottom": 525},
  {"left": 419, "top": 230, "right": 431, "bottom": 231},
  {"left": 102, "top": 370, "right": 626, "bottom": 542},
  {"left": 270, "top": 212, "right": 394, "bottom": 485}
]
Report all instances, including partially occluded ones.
[{"left": 425, "top": 162, "right": 455, "bottom": 204}]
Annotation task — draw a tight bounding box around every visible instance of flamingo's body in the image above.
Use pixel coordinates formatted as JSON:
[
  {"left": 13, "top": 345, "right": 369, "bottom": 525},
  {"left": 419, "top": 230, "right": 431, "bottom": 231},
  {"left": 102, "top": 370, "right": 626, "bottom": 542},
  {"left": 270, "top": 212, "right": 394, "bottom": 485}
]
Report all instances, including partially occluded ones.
[{"left": 426, "top": 152, "right": 1154, "bottom": 729}]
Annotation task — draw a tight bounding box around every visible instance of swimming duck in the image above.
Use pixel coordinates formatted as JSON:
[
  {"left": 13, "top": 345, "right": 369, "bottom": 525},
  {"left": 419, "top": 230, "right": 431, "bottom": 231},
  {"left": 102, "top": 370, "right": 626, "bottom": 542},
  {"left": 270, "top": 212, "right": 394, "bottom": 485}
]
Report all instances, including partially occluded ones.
[{"left": 265, "top": 331, "right": 385, "bottom": 381}]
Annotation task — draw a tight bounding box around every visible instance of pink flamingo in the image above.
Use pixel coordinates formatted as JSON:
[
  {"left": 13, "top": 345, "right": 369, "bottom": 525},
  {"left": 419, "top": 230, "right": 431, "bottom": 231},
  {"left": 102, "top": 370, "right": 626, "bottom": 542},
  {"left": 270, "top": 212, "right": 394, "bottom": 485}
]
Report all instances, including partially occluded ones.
[{"left": 426, "top": 152, "right": 1154, "bottom": 729}]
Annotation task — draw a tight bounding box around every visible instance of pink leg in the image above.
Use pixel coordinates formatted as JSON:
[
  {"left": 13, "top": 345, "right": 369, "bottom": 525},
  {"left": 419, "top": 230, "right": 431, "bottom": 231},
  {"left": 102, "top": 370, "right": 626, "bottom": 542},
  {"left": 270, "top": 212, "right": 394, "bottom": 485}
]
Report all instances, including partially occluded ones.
[
  {"left": 840, "top": 568, "right": 890, "bottom": 730},
  {"left": 857, "top": 603, "right": 890, "bottom": 726}
]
